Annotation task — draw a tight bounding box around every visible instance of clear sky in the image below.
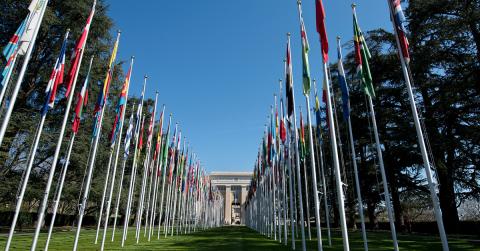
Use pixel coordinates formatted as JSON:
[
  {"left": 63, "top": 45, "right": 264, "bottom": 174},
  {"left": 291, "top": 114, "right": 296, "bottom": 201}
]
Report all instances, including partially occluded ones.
[{"left": 105, "top": 0, "right": 391, "bottom": 173}]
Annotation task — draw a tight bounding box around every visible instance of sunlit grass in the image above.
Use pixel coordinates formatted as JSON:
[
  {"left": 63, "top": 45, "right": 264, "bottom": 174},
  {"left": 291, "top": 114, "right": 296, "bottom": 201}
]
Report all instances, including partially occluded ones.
[{"left": 0, "top": 226, "right": 478, "bottom": 250}]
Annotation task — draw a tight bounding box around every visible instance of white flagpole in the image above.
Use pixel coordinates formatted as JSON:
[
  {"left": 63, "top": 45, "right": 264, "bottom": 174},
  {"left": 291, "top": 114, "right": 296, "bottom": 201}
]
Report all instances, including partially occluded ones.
[
  {"left": 95, "top": 140, "right": 117, "bottom": 242},
  {"left": 386, "top": 1, "right": 449, "bottom": 250},
  {"left": 100, "top": 56, "right": 134, "bottom": 251},
  {"left": 122, "top": 113, "right": 145, "bottom": 246},
  {"left": 157, "top": 115, "right": 172, "bottom": 238},
  {"left": 323, "top": 61, "right": 350, "bottom": 250},
  {"left": 0, "top": 0, "right": 48, "bottom": 147},
  {"left": 336, "top": 36, "right": 368, "bottom": 251},
  {"left": 32, "top": 23, "right": 92, "bottom": 249},
  {"left": 122, "top": 76, "right": 147, "bottom": 246},
  {"left": 352, "top": 5, "right": 397, "bottom": 251},
  {"left": 135, "top": 92, "right": 158, "bottom": 242},
  {"left": 148, "top": 105, "right": 166, "bottom": 240},
  {"left": 5, "top": 26, "right": 66, "bottom": 251},
  {"left": 0, "top": 55, "right": 18, "bottom": 105},
  {"left": 111, "top": 104, "right": 134, "bottom": 241},
  {"left": 44, "top": 56, "right": 95, "bottom": 251},
  {"left": 286, "top": 32, "right": 307, "bottom": 251},
  {"left": 73, "top": 31, "right": 121, "bottom": 251}
]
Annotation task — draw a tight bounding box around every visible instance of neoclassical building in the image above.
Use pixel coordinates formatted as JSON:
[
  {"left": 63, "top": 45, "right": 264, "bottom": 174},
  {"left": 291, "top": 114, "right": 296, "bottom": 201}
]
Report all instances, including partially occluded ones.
[{"left": 210, "top": 172, "right": 252, "bottom": 225}]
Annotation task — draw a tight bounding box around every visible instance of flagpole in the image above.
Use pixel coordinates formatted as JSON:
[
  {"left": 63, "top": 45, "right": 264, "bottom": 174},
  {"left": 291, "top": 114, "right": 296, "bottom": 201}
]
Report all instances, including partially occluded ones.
[
  {"left": 136, "top": 92, "right": 158, "bottom": 242},
  {"left": 111, "top": 104, "right": 134, "bottom": 241},
  {"left": 285, "top": 31, "right": 307, "bottom": 251},
  {"left": 386, "top": 1, "right": 449, "bottom": 250},
  {"left": 351, "top": 5, "right": 398, "bottom": 251},
  {"left": 5, "top": 27, "right": 67, "bottom": 251},
  {"left": 303, "top": 90, "right": 323, "bottom": 251},
  {"left": 122, "top": 76, "right": 146, "bottom": 246},
  {"left": 44, "top": 56, "right": 94, "bottom": 250},
  {"left": 0, "top": 0, "right": 48, "bottom": 148},
  {"left": 32, "top": 23, "right": 92, "bottom": 249},
  {"left": 335, "top": 36, "right": 368, "bottom": 251},
  {"left": 323, "top": 60, "right": 350, "bottom": 250},
  {"left": 157, "top": 115, "right": 172, "bottom": 238},
  {"left": 122, "top": 113, "right": 145, "bottom": 246},
  {"left": 73, "top": 30, "right": 121, "bottom": 251},
  {"left": 0, "top": 55, "right": 18, "bottom": 105},
  {"left": 100, "top": 56, "right": 134, "bottom": 251}
]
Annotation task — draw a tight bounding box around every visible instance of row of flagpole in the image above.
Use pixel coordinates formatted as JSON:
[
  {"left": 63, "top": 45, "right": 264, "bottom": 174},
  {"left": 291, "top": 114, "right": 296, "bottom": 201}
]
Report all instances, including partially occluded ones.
[
  {"left": 244, "top": 1, "right": 448, "bottom": 251},
  {"left": 0, "top": 1, "right": 224, "bottom": 250}
]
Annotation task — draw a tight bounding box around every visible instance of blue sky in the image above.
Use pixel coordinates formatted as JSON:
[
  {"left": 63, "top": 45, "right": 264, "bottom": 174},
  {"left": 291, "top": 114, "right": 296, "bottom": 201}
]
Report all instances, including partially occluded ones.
[{"left": 105, "top": 0, "right": 391, "bottom": 173}]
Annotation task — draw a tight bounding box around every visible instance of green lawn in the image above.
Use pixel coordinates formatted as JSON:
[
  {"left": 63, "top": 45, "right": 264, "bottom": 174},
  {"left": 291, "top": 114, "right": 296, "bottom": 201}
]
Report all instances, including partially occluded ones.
[{"left": 0, "top": 226, "right": 478, "bottom": 250}]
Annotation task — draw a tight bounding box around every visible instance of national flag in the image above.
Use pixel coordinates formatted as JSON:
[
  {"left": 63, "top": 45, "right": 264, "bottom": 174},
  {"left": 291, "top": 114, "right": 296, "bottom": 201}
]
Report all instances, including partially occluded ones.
[
  {"left": 315, "top": 0, "right": 329, "bottom": 62},
  {"left": 279, "top": 99, "right": 286, "bottom": 143},
  {"left": 285, "top": 36, "right": 294, "bottom": 118},
  {"left": 146, "top": 110, "right": 155, "bottom": 150},
  {"left": 1, "top": 17, "right": 28, "bottom": 86},
  {"left": 71, "top": 57, "right": 92, "bottom": 133},
  {"left": 389, "top": 0, "right": 410, "bottom": 63},
  {"left": 314, "top": 83, "right": 322, "bottom": 128},
  {"left": 109, "top": 63, "right": 132, "bottom": 146},
  {"left": 321, "top": 78, "right": 330, "bottom": 128},
  {"left": 94, "top": 33, "right": 119, "bottom": 114},
  {"left": 299, "top": 5, "right": 311, "bottom": 96},
  {"left": 42, "top": 31, "right": 68, "bottom": 115},
  {"left": 123, "top": 110, "right": 134, "bottom": 159},
  {"left": 64, "top": 1, "right": 95, "bottom": 97},
  {"left": 337, "top": 39, "right": 350, "bottom": 120},
  {"left": 18, "top": 0, "right": 47, "bottom": 55},
  {"left": 153, "top": 107, "right": 165, "bottom": 165},
  {"left": 138, "top": 116, "right": 145, "bottom": 151},
  {"left": 353, "top": 9, "right": 375, "bottom": 97}
]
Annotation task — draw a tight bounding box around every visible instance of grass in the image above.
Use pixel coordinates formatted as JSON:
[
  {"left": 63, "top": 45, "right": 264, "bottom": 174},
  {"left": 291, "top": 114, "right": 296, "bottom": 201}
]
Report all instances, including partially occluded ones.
[{"left": 0, "top": 226, "right": 478, "bottom": 250}]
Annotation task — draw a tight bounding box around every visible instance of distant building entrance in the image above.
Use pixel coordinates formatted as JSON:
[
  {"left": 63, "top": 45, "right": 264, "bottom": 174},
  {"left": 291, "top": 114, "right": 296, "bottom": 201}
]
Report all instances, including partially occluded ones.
[{"left": 210, "top": 172, "right": 251, "bottom": 225}]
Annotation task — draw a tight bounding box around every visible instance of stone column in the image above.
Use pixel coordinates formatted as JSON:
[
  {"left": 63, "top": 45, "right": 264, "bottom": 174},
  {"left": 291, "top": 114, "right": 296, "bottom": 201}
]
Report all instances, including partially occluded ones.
[
  {"left": 225, "top": 185, "right": 231, "bottom": 225},
  {"left": 240, "top": 185, "right": 248, "bottom": 225}
]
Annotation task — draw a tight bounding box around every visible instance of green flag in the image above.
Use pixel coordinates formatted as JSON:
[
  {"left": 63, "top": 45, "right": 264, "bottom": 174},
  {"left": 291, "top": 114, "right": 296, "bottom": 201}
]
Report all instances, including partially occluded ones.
[{"left": 353, "top": 11, "right": 375, "bottom": 97}]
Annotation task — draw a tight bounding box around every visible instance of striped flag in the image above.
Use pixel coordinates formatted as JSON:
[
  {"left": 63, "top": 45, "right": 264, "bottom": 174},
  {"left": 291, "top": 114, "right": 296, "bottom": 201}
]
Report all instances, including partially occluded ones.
[
  {"left": 1, "top": 18, "right": 28, "bottom": 86},
  {"left": 279, "top": 99, "right": 286, "bottom": 143},
  {"left": 92, "top": 32, "right": 120, "bottom": 137},
  {"left": 109, "top": 63, "right": 132, "bottom": 146},
  {"left": 299, "top": 5, "right": 311, "bottom": 96},
  {"left": 353, "top": 10, "right": 375, "bottom": 97},
  {"left": 64, "top": 1, "right": 95, "bottom": 97},
  {"left": 315, "top": 0, "right": 329, "bottom": 62},
  {"left": 71, "top": 58, "right": 92, "bottom": 133},
  {"left": 94, "top": 34, "right": 119, "bottom": 114},
  {"left": 42, "top": 31, "right": 69, "bottom": 115},
  {"left": 337, "top": 39, "right": 350, "bottom": 120},
  {"left": 285, "top": 36, "right": 294, "bottom": 119},
  {"left": 124, "top": 111, "right": 134, "bottom": 159},
  {"left": 389, "top": 0, "right": 410, "bottom": 63}
]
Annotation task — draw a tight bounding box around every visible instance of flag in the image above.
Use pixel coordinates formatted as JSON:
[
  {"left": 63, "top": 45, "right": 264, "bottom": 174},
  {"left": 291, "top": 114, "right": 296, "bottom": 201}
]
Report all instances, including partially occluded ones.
[
  {"left": 124, "top": 111, "right": 134, "bottom": 159},
  {"left": 353, "top": 9, "right": 375, "bottom": 97},
  {"left": 337, "top": 39, "right": 350, "bottom": 120},
  {"left": 314, "top": 85, "right": 322, "bottom": 127},
  {"left": 1, "top": 17, "right": 28, "bottom": 86},
  {"left": 389, "top": 0, "right": 410, "bottom": 63},
  {"left": 64, "top": 1, "right": 95, "bottom": 97},
  {"left": 321, "top": 78, "right": 330, "bottom": 128},
  {"left": 299, "top": 6, "right": 311, "bottom": 96},
  {"left": 109, "top": 64, "right": 131, "bottom": 146},
  {"left": 279, "top": 99, "right": 286, "bottom": 143},
  {"left": 299, "top": 111, "right": 306, "bottom": 160},
  {"left": 94, "top": 33, "right": 119, "bottom": 114},
  {"left": 18, "top": 0, "right": 47, "bottom": 55},
  {"left": 71, "top": 58, "right": 92, "bottom": 133},
  {"left": 42, "top": 31, "right": 68, "bottom": 115},
  {"left": 146, "top": 111, "right": 154, "bottom": 150},
  {"left": 92, "top": 32, "right": 120, "bottom": 137},
  {"left": 285, "top": 36, "right": 294, "bottom": 118},
  {"left": 138, "top": 116, "right": 145, "bottom": 151},
  {"left": 315, "top": 0, "right": 329, "bottom": 62}
]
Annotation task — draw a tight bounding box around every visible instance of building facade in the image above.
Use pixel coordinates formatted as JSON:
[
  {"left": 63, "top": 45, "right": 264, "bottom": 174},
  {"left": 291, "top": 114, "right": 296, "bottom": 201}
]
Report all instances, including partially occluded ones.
[{"left": 210, "top": 172, "right": 251, "bottom": 225}]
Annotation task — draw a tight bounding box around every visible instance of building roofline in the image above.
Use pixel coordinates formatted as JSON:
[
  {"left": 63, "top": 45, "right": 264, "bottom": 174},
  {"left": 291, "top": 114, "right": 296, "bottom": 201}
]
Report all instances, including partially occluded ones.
[{"left": 210, "top": 171, "right": 252, "bottom": 176}]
